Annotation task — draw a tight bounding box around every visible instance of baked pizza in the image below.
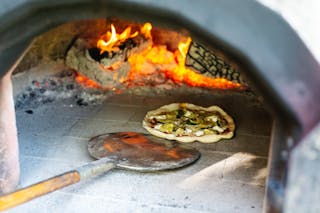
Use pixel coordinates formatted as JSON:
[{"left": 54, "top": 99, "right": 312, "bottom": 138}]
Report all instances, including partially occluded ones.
[{"left": 142, "top": 103, "right": 235, "bottom": 143}]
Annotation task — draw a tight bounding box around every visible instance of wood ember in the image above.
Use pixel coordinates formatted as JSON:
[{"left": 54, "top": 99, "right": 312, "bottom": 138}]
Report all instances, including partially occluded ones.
[
  {"left": 126, "top": 71, "right": 173, "bottom": 87},
  {"left": 65, "top": 36, "right": 152, "bottom": 88}
]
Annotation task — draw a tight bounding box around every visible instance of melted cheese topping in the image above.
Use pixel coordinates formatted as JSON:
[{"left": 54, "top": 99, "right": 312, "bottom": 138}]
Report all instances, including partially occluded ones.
[{"left": 146, "top": 108, "right": 229, "bottom": 137}]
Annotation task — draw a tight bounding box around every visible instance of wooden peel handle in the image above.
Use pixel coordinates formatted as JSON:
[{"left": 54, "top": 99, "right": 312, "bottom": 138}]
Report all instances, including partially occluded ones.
[
  {"left": 0, "top": 171, "right": 80, "bottom": 211},
  {"left": 0, "top": 158, "right": 115, "bottom": 211}
]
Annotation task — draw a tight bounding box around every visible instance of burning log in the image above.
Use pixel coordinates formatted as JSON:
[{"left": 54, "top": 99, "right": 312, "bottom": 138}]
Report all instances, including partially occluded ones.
[
  {"left": 65, "top": 24, "right": 152, "bottom": 88},
  {"left": 66, "top": 37, "right": 151, "bottom": 88}
]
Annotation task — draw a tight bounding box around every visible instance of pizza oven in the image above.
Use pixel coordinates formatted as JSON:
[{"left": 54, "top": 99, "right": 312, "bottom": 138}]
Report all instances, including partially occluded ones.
[{"left": 1, "top": 1, "right": 320, "bottom": 212}]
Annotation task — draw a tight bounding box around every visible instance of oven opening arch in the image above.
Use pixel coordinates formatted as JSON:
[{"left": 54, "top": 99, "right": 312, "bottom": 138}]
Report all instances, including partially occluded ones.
[{"left": 1, "top": 1, "right": 320, "bottom": 213}]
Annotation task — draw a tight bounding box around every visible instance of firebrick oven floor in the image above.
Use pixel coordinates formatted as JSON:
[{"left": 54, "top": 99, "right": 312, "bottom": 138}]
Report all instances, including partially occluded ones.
[{"left": 10, "top": 93, "right": 271, "bottom": 213}]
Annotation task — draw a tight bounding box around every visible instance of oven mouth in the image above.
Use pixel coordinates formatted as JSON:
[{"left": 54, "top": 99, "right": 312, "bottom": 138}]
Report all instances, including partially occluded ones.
[
  {"left": 1, "top": 1, "right": 320, "bottom": 213},
  {"left": 8, "top": 17, "right": 272, "bottom": 213}
]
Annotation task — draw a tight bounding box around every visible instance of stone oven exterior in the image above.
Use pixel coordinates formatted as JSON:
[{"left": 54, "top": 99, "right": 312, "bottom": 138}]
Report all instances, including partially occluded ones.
[{"left": 0, "top": 1, "right": 320, "bottom": 212}]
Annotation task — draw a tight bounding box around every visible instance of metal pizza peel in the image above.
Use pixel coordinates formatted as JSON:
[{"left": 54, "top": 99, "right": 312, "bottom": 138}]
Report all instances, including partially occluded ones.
[{"left": 0, "top": 132, "right": 200, "bottom": 211}]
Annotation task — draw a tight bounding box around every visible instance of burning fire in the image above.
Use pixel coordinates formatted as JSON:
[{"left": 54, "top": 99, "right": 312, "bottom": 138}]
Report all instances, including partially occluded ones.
[
  {"left": 97, "top": 23, "right": 152, "bottom": 53},
  {"left": 97, "top": 24, "right": 138, "bottom": 53},
  {"left": 75, "top": 72, "right": 101, "bottom": 89},
  {"left": 80, "top": 22, "right": 243, "bottom": 90},
  {"left": 169, "top": 38, "right": 242, "bottom": 89}
]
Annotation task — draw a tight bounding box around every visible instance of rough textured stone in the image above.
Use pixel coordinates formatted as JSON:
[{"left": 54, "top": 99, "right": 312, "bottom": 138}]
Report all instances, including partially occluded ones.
[
  {"left": 13, "top": 19, "right": 111, "bottom": 74},
  {"left": 0, "top": 74, "right": 20, "bottom": 194},
  {"left": 285, "top": 123, "right": 320, "bottom": 213}
]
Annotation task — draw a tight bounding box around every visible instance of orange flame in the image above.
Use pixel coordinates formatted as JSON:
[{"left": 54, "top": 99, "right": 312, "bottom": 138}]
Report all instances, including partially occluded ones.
[
  {"left": 126, "top": 35, "right": 243, "bottom": 89},
  {"left": 75, "top": 72, "right": 102, "bottom": 89},
  {"left": 97, "top": 23, "right": 152, "bottom": 54},
  {"left": 140, "top": 22, "right": 152, "bottom": 39},
  {"left": 178, "top": 37, "right": 191, "bottom": 58},
  {"left": 89, "top": 22, "right": 244, "bottom": 90},
  {"left": 167, "top": 38, "right": 242, "bottom": 89},
  {"left": 97, "top": 24, "right": 139, "bottom": 53}
]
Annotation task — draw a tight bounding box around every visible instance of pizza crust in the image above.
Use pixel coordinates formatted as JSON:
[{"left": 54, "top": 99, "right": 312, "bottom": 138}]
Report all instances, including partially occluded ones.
[{"left": 142, "top": 103, "right": 235, "bottom": 143}]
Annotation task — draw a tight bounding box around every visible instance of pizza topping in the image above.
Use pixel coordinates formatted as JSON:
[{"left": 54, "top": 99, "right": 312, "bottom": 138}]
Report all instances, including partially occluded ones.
[
  {"left": 177, "top": 109, "right": 184, "bottom": 118},
  {"left": 145, "top": 107, "right": 230, "bottom": 136},
  {"left": 217, "top": 118, "right": 227, "bottom": 128},
  {"left": 203, "top": 129, "right": 214, "bottom": 135},
  {"left": 175, "top": 128, "right": 184, "bottom": 136},
  {"left": 212, "top": 125, "right": 225, "bottom": 133},
  {"left": 206, "top": 115, "right": 218, "bottom": 122},
  {"left": 151, "top": 114, "right": 167, "bottom": 120},
  {"left": 160, "top": 123, "right": 174, "bottom": 133},
  {"left": 195, "top": 130, "right": 204, "bottom": 137},
  {"left": 185, "top": 128, "right": 192, "bottom": 134},
  {"left": 184, "top": 110, "right": 193, "bottom": 118},
  {"left": 143, "top": 103, "right": 235, "bottom": 143},
  {"left": 154, "top": 124, "right": 163, "bottom": 130},
  {"left": 149, "top": 118, "right": 158, "bottom": 126}
]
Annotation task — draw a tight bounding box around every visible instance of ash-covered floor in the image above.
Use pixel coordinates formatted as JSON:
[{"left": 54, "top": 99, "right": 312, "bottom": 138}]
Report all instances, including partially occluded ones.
[{"left": 9, "top": 92, "right": 271, "bottom": 213}]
